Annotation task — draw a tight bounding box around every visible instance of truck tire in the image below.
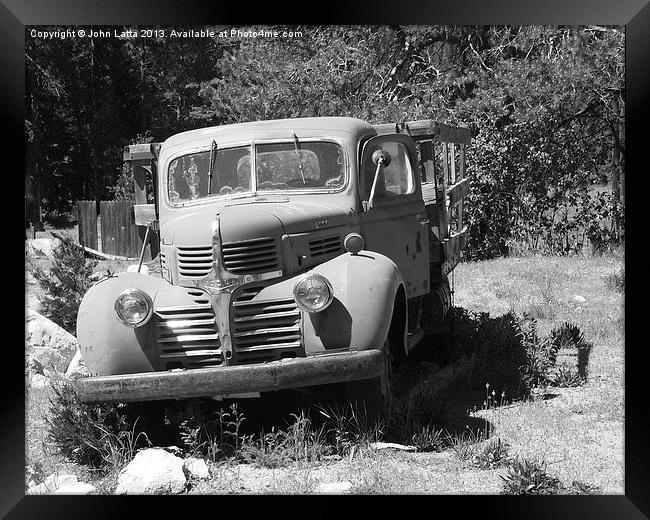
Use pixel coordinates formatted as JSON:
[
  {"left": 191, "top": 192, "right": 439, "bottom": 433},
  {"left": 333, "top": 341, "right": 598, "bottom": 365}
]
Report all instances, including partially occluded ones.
[
  {"left": 343, "top": 340, "right": 393, "bottom": 424},
  {"left": 420, "top": 277, "right": 452, "bottom": 335}
]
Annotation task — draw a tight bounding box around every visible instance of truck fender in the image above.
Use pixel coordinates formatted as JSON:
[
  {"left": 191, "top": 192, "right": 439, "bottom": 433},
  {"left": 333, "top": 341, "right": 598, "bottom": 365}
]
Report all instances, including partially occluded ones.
[
  {"left": 299, "top": 250, "right": 407, "bottom": 356},
  {"left": 76, "top": 272, "right": 194, "bottom": 376}
]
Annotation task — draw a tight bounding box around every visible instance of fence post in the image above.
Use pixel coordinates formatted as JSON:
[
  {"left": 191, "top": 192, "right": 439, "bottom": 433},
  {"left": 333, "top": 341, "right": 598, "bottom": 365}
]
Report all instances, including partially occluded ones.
[{"left": 77, "top": 200, "right": 98, "bottom": 250}]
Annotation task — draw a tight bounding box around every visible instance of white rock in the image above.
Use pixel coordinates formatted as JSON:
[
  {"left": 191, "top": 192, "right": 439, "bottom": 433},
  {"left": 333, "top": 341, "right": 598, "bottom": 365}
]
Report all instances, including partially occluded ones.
[
  {"left": 183, "top": 458, "right": 210, "bottom": 480},
  {"left": 27, "top": 473, "right": 83, "bottom": 495},
  {"left": 65, "top": 349, "right": 89, "bottom": 379},
  {"left": 25, "top": 310, "right": 78, "bottom": 373},
  {"left": 115, "top": 448, "right": 187, "bottom": 495},
  {"left": 26, "top": 238, "right": 62, "bottom": 258},
  {"left": 572, "top": 294, "right": 587, "bottom": 304},
  {"left": 30, "top": 373, "right": 50, "bottom": 388},
  {"left": 316, "top": 481, "right": 353, "bottom": 494},
  {"left": 52, "top": 482, "right": 95, "bottom": 495},
  {"left": 369, "top": 441, "right": 416, "bottom": 451}
]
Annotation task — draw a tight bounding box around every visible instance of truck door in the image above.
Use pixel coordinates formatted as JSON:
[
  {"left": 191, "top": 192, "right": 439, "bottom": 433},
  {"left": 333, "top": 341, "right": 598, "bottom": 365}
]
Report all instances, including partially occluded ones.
[{"left": 359, "top": 134, "right": 430, "bottom": 298}]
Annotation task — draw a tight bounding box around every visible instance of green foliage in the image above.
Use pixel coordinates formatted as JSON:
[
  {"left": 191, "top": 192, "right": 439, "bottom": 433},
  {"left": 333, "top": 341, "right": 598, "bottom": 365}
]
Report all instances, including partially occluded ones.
[
  {"left": 501, "top": 457, "right": 602, "bottom": 494},
  {"left": 27, "top": 26, "right": 624, "bottom": 258},
  {"left": 445, "top": 307, "right": 591, "bottom": 392},
  {"left": 501, "top": 457, "right": 563, "bottom": 494},
  {"left": 46, "top": 377, "right": 146, "bottom": 468},
  {"left": 446, "top": 307, "right": 529, "bottom": 396},
  {"left": 605, "top": 269, "right": 624, "bottom": 292},
  {"left": 517, "top": 314, "right": 561, "bottom": 388},
  {"left": 550, "top": 364, "right": 584, "bottom": 387},
  {"left": 108, "top": 132, "right": 156, "bottom": 201},
  {"left": 447, "top": 428, "right": 486, "bottom": 462},
  {"left": 241, "top": 411, "right": 330, "bottom": 468},
  {"left": 31, "top": 236, "right": 97, "bottom": 334},
  {"left": 549, "top": 322, "right": 585, "bottom": 349},
  {"left": 409, "top": 424, "right": 446, "bottom": 453},
  {"left": 318, "top": 402, "right": 384, "bottom": 457},
  {"left": 172, "top": 402, "right": 247, "bottom": 461},
  {"left": 473, "top": 437, "right": 510, "bottom": 469}
]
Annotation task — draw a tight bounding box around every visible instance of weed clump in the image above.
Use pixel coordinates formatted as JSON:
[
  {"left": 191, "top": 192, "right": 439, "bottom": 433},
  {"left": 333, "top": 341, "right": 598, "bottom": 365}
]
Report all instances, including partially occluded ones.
[
  {"left": 549, "top": 322, "right": 585, "bottom": 349},
  {"left": 473, "top": 437, "right": 510, "bottom": 469},
  {"left": 30, "top": 235, "right": 97, "bottom": 333},
  {"left": 517, "top": 314, "right": 561, "bottom": 389},
  {"left": 501, "top": 457, "right": 602, "bottom": 495},
  {"left": 242, "top": 411, "right": 330, "bottom": 468},
  {"left": 605, "top": 269, "right": 624, "bottom": 292},
  {"left": 46, "top": 377, "right": 147, "bottom": 468},
  {"left": 409, "top": 424, "right": 446, "bottom": 453},
  {"left": 445, "top": 307, "right": 592, "bottom": 395},
  {"left": 500, "top": 457, "right": 563, "bottom": 494}
]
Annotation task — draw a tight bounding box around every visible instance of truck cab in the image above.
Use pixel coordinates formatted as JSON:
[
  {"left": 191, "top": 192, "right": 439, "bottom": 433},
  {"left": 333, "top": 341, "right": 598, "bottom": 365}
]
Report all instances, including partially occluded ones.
[{"left": 75, "top": 117, "right": 471, "bottom": 409}]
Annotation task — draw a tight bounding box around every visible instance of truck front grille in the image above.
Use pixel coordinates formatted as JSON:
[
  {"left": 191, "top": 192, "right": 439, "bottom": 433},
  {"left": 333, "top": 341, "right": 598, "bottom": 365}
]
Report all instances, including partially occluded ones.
[
  {"left": 309, "top": 235, "right": 342, "bottom": 257},
  {"left": 155, "top": 289, "right": 221, "bottom": 369},
  {"left": 177, "top": 246, "right": 214, "bottom": 278},
  {"left": 231, "top": 286, "right": 303, "bottom": 364},
  {"left": 221, "top": 237, "right": 279, "bottom": 274}
]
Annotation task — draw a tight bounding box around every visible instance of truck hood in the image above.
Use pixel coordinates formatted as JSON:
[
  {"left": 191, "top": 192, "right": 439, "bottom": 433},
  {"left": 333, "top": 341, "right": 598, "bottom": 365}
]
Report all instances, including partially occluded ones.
[{"left": 162, "top": 197, "right": 355, "bottom": 246}]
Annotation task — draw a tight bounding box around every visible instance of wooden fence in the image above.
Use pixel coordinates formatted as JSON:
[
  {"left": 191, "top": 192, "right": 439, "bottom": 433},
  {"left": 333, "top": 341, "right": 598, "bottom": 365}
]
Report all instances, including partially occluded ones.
[{"left": 77, "top": 200, "right": 157, "bottom": 260}]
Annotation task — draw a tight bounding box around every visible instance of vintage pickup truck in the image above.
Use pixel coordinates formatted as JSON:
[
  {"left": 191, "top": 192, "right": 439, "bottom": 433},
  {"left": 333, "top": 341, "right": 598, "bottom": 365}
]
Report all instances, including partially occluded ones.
[{"left": 75, "top": 117, "right": 471, "bottom": 412}]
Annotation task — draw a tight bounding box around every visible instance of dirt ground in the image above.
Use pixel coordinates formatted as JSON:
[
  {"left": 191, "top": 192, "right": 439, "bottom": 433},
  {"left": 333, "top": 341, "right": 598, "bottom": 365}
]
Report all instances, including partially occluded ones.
[{"left": 25, "top": 247, "right": 624, "bottom": 494}]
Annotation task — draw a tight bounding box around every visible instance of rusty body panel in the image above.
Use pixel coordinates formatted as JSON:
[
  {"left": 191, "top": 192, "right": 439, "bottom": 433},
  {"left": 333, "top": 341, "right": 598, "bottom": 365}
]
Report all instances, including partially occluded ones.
[{"left": 76, "top": 117, "right": 471, "bottom": 403}]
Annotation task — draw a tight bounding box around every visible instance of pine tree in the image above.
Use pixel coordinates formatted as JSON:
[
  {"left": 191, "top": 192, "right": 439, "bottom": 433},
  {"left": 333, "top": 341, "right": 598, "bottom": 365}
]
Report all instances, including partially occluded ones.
[{"left": 31, "top": 236, "right": 97, "bottom": 334}]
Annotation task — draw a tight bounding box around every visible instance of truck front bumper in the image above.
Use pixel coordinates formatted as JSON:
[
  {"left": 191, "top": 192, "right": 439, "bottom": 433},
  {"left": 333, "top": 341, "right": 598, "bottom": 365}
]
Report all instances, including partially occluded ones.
[{"left": 75, "top": 349, "right": 385, "bottom": 403}]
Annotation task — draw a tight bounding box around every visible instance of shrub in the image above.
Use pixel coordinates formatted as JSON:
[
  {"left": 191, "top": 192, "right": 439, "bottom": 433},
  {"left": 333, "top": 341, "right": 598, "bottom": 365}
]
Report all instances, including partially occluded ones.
[
  {"left": 446, "top": 428, "right": 486, "bottom": 462},
  {"left": 548, "top": 322, "right": 592, "bottom": 382},
  {"left": 565, "top": 480, "right": 602, "bottom": 495},
  {"left": 472, "top": 437, "right": 510, "bottom": 469},
  {"left": 171, "top": 401, "right": 247, "bottom": 462},
  {"left": 549, "top": 322, "right": 585, "bottom": 349},
  {"left": 501, "top": 457, "right": 602, "bottom": 495},
  {"left": 550, "top": 364, "right": 584, "bottom": 387},
  {"left": 410, "top": 424, "right": 445, "bottom": 453},
  {"left": 446, "top": 307, "right": 529, "bottom": 397},
  {"left": 446, "top": 308, "right": 591, "bottom": 393},
  {"left": 46, "top": 377, "right": 145, "bottom": 468},
  {"left": 517, "top": 314, "right": 561, "bottom": 389},
  {"left": 605, "top": 269, "right": 624, "bottom": 292},
  {"left": 318, "top": 402, "right": 383, "bottom": 457},
  {"left": 500, "top": 457, "right": 563, "bottom": 495},
  {"left": 31, "top": 236, "right": 97, "bottom": 334}
]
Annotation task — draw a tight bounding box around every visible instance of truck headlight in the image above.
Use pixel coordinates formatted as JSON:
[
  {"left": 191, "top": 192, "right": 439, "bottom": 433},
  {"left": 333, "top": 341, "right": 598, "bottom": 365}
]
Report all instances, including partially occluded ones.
[
  {"left": 114, "top": 288, "right": 154, "bottom": 327},
  {"left": 293, "top": 274, "right": 334, "bottom": 313}
]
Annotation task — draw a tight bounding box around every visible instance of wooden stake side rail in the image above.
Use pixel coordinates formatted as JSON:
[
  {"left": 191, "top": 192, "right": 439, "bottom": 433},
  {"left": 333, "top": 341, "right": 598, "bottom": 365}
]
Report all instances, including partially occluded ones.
[{"left": 375, "top": 119, "right": 471, "bottom": 273}]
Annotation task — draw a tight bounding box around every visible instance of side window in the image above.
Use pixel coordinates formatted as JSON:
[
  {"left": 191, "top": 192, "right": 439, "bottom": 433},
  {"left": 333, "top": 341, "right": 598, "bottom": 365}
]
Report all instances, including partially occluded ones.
[{"left": 363, "top": 141, "right": 415, "bottom": 198}]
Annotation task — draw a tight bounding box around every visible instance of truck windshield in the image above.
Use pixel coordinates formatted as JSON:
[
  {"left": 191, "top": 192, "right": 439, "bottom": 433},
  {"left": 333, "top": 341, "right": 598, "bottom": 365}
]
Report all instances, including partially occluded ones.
[{"left": 167, "top": 141, "right": 345, "bottom": 204}]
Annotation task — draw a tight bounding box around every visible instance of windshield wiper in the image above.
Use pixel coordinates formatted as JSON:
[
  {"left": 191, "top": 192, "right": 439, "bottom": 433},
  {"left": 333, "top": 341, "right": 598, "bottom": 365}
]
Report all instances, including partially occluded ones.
[
  {"left": 208, "top": 139, "right": 218, "bottom": 194},
  {"left": 291, "top": 131, "right": 306, "bottom": 185}
]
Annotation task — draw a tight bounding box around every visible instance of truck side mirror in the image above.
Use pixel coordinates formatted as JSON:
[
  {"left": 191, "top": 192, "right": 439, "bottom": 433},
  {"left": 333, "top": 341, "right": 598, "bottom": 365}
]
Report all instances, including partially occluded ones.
[
  {"left": 367, "top": 149, "right": 392, "bottom": 210},
  {"left": 133, "top": 203, "right": 158, "bottom": 229}
]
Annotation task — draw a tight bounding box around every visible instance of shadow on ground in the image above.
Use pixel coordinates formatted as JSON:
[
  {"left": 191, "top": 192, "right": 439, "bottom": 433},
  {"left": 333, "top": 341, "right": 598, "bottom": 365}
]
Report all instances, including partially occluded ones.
[{"left": 125, "top": 305, "right": 590, "bottom": 450}]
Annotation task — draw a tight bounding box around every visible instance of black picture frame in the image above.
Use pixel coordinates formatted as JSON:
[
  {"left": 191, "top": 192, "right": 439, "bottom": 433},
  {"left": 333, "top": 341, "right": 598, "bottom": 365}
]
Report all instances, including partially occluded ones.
[{"left": 10, "top": 1, "right": 647, "bottom": 517}]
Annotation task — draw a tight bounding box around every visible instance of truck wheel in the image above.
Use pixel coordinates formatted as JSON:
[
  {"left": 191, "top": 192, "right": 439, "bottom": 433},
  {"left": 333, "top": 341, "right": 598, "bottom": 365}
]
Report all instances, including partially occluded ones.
[{"left": 346, "top": 344, "right": 393, "bottom": 424}]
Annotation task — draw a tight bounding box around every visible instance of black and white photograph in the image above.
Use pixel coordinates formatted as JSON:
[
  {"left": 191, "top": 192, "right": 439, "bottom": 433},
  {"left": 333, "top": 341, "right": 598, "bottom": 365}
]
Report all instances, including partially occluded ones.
[{"left": 20, "top": 19, "right": 634, "bottom": 503}]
